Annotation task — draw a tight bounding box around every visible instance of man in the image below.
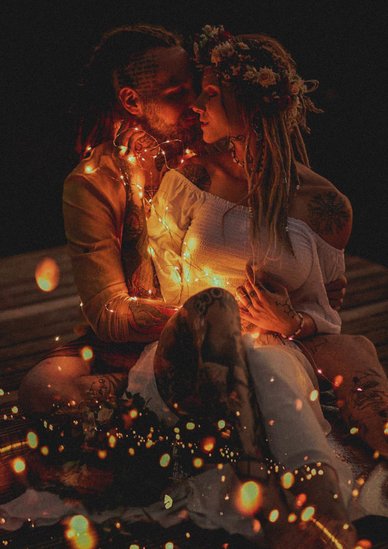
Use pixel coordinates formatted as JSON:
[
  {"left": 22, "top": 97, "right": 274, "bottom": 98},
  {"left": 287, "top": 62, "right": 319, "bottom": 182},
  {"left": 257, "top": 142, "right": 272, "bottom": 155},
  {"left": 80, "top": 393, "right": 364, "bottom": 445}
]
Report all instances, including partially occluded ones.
[{"left": 19, "top": 24, "right": 202, "bottom": 414}]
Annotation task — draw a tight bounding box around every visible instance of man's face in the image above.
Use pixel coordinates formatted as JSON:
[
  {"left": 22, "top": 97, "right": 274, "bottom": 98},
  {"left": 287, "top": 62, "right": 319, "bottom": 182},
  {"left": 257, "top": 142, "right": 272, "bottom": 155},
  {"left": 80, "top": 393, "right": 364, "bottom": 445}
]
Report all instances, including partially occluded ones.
[{"left": 135, "top": 47, "right": 200, "bottom": 145}]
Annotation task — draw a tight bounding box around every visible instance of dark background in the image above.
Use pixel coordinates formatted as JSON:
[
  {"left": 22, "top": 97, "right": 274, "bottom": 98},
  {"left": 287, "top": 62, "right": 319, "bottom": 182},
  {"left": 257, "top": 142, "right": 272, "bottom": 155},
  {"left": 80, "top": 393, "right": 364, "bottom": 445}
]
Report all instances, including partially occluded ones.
[{"left": 1, "top": 0, "right": 387, "bottom": 265}]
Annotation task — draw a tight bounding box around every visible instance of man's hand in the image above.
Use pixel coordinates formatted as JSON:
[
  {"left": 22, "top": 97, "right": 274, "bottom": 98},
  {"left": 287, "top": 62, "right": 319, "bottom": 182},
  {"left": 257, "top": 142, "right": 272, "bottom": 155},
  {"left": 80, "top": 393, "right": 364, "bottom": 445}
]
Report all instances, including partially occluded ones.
[{"left": 325, "top": 275, "right": 347, "bottom": 310}]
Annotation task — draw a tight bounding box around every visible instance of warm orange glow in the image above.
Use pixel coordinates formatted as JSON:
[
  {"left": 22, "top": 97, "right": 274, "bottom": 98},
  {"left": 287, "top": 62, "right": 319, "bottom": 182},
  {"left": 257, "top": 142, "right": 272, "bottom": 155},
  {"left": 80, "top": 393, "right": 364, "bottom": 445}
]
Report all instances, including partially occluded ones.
[
  {"left": 129, "top": 409, "right": 138, "bottom": 419},
  {"left": 333, "top": 375, "right": 343, "bottom": 388},
  {"left": 384, "top": 422, "right": 388, "bottom": 436},
  {"left": 295, "top": 398, "right": 303, "bottom": 411},
  {"left": 295, "top": 493, "right": 307, "bottom": 508},
  {"left": 26, "top": 431, "right": 39, "bottom": 449},
  {"left": 98, "top": 450, "right": 107, "bottom": 460},
  {"left": 301, "top": 506, "right": 315, "bottom": 522},
  {"left": 128, "top": 448, "right": 135, "bottom": 456},
  {"left": 41, "top": 446, "right": 49, "bottom": 456},
  {"left": 288, "top": 513, "right": 297, "bottom": 523},
  {"left": 160, "top": 453, "right": 171, "bottom": 468},
  {"left": 235, "top": 480, "right": 262, "bottom": 515},
  {"left": 252, "top": 519, "right": 261, "bottom": 533},
  {"left": 108, "top": 435, "right": 116, "bottom": 449},
  {"left": 12, "top": 457, "right": 26, "bottom": 474},
  {"left": 201, "top": 436, "right": 216, "bottom": 453},
  {"left": 193, "top": 457, "right": 203, "bottom": 469},
  {"left": 280, "top": 472, "right": 295, "bottom": 489},
  {"left": 354, "top": 540, "right": 372, "bottom": 549},
  {"left": 35, "top": 257, "right": 60, "bottom": 292}
]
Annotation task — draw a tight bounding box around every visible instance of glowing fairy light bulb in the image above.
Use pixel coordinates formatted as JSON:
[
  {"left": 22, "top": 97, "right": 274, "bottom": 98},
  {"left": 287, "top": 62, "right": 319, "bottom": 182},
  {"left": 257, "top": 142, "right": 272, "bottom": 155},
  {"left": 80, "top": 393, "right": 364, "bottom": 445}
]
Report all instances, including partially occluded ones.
[
  {"left": 186, "top": 422, "right": 195, "bottom": 431},
  {"left": 309, "top": 390, "right": 319, "bottom": 402},
  {"left": 12, "top": 457, "right": 26, "bottom": 474},
  {"left": 159, "top": 453, "right": 171, "bottom": 468},
  {"left": 65, "top": 514, "right": 97, "bottom": 549},
  {"left": 80, "top": 346, "right": 94, "bottom": 361},
  {"left": 108, "top": 435, "right": 116, "bottom": 448},
  {"left": 26, "top": 431, "right": 39, "bottom": 449},
  {"left": 236, "top": 481, "right": 262, "bottom": 515},
  {"left": 280, "top": 472, "right": 295, "bottom": 489},
  {"left": 35, "top": 257, "right": 60, "bottom": 292},
  {"left": 128, "top": 154, "right": 136, "bottom": 164},
  {"left": 301, "top": 506, "right": 315, "bottom": 522},
  {"left": 350, "top": 427, "right": 359, "bottom": 435},
  {"left": 84, "top": 164, "right": 94, "bottom": 174},
  {"left": 217, "top": 419, "right": 226, "bottom": 430},
  {"left": 193, "top": 457, "right": 203, "bottom": 469},
  {"left": 268, "top": 509, "right": 279, "bottom": 523},
  {"left": 333, "top": 374, "right": 343, "bottom": 388}
]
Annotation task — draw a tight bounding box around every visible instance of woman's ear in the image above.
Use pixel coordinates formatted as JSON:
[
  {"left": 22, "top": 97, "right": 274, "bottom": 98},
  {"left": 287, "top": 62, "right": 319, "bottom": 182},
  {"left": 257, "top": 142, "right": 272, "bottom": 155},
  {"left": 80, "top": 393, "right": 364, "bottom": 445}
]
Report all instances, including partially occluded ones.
[{"left": 118, "top": 87, "right": 143, "bottom": 117}]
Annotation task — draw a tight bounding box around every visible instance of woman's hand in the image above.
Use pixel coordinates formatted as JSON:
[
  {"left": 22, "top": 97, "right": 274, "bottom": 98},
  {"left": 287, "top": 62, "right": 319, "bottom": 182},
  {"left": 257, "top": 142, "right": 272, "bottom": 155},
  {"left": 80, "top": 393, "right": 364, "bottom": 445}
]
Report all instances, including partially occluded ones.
[
  {"left": 325, "top": 275, "right": 347, "bottom": 310},
  {"left": 236, "top": 266, "right": 302, "bottom": 337}
]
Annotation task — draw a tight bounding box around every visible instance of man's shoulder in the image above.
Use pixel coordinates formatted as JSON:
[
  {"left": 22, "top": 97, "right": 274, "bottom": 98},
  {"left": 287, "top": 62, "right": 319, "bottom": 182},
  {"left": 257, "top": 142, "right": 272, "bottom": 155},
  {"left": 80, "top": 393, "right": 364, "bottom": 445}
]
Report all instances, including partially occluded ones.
[
  {"left": 295, "top": 163, "right": 353, "bottom": 249},
  {"left": 175, "top": 157, "right": 211, "bottom": 192}
]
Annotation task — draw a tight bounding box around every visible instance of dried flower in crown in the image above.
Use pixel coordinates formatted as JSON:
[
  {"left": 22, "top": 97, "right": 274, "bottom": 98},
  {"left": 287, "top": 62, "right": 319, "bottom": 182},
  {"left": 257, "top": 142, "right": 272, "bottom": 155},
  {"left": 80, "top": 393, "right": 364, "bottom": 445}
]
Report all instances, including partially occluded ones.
[{"left": 193, "top": 25, "right": 313, "bottom": 115}]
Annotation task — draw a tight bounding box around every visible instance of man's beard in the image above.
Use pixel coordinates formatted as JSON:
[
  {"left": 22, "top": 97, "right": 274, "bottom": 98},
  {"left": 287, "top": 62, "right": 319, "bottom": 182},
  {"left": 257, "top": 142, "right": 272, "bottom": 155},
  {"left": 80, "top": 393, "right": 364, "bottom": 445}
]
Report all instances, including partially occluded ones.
[{"left": 140, "top": 101, "right": 202, "bottom": 152}]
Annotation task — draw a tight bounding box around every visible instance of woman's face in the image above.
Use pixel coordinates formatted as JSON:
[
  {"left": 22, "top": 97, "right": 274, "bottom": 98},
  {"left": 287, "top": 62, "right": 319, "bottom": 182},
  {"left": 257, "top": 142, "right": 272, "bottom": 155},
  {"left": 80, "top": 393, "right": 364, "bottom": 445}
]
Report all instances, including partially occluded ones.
[{"left": 192, "top": 68, "right": 244, "bottom": 143}]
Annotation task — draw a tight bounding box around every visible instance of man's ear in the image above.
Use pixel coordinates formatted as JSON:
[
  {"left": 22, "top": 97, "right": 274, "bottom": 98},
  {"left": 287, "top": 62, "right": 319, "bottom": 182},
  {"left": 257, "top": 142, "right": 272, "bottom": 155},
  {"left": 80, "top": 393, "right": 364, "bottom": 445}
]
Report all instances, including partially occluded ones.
[{"left": 118, "top": 87, "right": 143, "bottom": 117}]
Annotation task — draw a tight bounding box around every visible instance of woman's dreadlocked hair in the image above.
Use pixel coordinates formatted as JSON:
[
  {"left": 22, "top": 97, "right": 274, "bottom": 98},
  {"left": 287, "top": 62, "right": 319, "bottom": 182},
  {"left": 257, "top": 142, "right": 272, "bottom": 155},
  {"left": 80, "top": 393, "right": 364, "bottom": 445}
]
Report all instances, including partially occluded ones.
[
  {"left": 193, "top": 26, "right": 321, "bottom": 260},
  {"left": 74, "top": 24, "right": 181, "bottom": 158}
]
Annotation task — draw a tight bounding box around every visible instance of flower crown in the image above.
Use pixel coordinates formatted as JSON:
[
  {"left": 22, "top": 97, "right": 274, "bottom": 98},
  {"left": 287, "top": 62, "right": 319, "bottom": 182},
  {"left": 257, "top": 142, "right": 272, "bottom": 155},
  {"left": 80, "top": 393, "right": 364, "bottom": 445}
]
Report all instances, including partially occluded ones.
[{"left": 193, "top": 25, "right": 316, "bottom": 114}]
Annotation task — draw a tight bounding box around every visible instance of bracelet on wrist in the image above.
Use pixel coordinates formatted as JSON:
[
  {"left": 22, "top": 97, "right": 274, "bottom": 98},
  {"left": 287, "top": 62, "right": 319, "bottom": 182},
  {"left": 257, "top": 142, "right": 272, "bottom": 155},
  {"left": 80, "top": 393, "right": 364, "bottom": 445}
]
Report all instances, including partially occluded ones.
[{"left": 282, "top": 312, "right": 304, "bottom": 340}]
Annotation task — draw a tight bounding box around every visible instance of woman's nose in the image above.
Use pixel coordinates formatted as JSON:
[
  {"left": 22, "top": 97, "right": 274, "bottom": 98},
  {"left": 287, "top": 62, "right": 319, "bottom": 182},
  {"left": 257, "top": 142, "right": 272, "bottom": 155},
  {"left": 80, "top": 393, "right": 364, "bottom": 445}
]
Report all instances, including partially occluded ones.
[{"left": 191, "top": 92, "right": 206, "bottom": 114}]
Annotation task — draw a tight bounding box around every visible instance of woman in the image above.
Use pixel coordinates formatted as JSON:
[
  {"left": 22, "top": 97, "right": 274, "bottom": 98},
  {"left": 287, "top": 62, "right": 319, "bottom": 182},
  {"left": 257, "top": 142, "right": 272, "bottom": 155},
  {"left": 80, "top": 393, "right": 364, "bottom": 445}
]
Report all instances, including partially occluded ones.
[
  {"left": 126, "top": 27, "right": 374, "bottom": 547},
  {"left": 138, "top": 25, "right": 387, "bottom": 458}
]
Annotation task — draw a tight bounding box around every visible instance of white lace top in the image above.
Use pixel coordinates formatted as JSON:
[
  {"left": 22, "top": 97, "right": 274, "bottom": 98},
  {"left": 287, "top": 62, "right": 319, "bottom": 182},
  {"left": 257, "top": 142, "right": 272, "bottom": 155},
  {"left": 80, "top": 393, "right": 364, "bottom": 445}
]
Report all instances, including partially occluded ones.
[{"left": 147, "top": 169, "right": 345, "bottom": 334}]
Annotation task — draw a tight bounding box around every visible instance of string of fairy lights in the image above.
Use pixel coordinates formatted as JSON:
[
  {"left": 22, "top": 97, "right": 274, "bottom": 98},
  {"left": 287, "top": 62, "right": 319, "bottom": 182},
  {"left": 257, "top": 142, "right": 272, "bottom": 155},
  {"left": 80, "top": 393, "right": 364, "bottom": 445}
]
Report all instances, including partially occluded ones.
[{"left": 0, "top": 131, "right": 377, "bottom": 548}]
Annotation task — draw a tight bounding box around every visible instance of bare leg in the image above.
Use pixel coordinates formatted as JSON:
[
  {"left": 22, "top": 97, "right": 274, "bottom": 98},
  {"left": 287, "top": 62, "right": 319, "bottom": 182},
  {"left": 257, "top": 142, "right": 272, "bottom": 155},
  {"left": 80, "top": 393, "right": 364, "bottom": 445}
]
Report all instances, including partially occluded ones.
[
  {"left": 19, "top": 356, "right": 127, "bottom": 415},
  {"left": 303, "top": 334, "right": 388, "bottom": 456}
]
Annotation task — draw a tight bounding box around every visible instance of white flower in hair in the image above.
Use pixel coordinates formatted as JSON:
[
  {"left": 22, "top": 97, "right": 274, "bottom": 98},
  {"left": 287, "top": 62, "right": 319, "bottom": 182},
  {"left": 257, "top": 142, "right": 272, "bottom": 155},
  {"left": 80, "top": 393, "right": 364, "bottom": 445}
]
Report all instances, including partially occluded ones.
[
  {"left": 203, "top": 24, "right": 221, "bottom": 38},
  {"left": 210, "top": 41, "right": 236, "bottom": 64},
  {"left": 244, "top": 65, "right": 278, "bottom": 87}
]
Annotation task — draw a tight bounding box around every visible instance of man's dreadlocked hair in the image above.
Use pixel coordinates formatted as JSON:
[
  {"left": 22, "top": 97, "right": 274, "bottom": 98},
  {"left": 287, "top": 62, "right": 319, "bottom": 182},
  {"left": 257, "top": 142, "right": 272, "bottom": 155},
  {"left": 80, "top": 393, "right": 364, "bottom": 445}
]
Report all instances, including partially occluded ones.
[
  {"left": 75, "top": 24, "right": 181, "bottom": 158},
  {"left": 194, "top": 26, "right": 321, "bottom": 260}
]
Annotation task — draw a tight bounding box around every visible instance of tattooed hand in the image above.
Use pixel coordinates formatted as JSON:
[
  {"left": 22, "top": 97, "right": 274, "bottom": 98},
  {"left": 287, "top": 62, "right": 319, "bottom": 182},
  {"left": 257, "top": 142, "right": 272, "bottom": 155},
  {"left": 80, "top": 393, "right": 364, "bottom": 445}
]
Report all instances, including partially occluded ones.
[{"left": 236, "top": 266, "right": 301, "bottom": 337}]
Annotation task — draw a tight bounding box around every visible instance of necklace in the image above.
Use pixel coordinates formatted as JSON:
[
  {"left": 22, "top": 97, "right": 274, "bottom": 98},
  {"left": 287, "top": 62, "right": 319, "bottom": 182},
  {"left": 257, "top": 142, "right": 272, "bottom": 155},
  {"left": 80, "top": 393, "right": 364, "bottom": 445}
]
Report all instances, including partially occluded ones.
[{"left": 229, "top": 136, "right": 245, "bottom": 168}]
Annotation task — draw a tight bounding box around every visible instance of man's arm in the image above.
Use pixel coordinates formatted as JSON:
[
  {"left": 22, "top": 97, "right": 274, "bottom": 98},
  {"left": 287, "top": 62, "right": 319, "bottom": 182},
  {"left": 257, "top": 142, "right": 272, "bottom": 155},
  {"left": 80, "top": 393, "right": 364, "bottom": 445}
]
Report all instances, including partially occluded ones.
[{"left": 63, "top": 148, "right": 173, "bottom": 343}]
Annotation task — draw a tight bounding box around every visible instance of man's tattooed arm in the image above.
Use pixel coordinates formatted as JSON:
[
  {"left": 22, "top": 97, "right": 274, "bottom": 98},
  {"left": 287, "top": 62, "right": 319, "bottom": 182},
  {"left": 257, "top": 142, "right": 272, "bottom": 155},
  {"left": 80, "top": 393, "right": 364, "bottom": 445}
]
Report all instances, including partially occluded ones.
[{"left": 307, "top": 191, "right": 352, "bottom": 247}]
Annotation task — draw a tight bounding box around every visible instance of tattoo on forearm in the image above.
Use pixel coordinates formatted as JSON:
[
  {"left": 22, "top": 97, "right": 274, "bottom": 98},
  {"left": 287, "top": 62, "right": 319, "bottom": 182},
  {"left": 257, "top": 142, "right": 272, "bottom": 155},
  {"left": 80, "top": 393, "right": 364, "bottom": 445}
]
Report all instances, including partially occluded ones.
[
  {"left": 307, "top": 192, "right": 350, "bottom": 235},
  {"left": 128, "top": 301, "right": 167, "bottom": 333},
  {"left": 274, "top": 297, "right": 296, "bottom": 318},
  {"left": 179, "top": 164, "right": 211, "bottom": 192}
]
